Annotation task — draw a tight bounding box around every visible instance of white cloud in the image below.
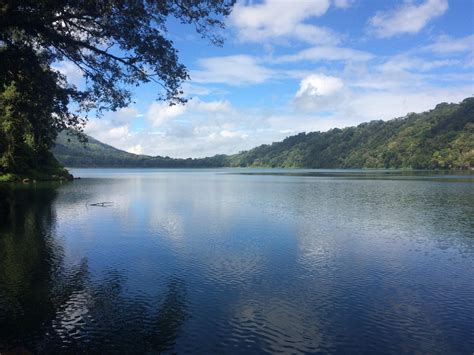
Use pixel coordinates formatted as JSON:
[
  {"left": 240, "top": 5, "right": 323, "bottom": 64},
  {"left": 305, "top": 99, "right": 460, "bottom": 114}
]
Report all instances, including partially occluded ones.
[
  {"left": 127, "top": 144, "right": 144, "bottom": 155},
  {"left": 345, "top": 89, "right": 472, "bottom": 122},
  {"left": 191, "top": 55, "right": 273, "bottom": 85},
  {"left": 85, "top": 119, "right": 133, "bottom": 150},
  {"left": 229, "top": 0, "right": 339, "bottom": 44},
  {"left": 296, "top": 74, "right": 344, "bottom": 97},
  {"left": 107, "top": 126, "right": 130, "bottom": 140},
  {"left": 181, "top": 83, "right": 231, "bottom": 98},
  {"left": 111, "top": 107, "right": 140, "bottom": 125},
  {"left": 209, "top": 130, "right": 249, "bottom": 141},
  {"left": 181, "top": 83, "right": 216, "bottom": 96},
  {"left": 347, "top": 62, "right": 425, "bottom": 91},
  {"left": 190, "top": 98, "right": 232, "bottom": 113},
  {"left": 93, "top": 98, "right": 236, "bottom": 157},
  {"left": 294, "top": 74, "right": 344, "bottom": 112},
  {"left": 145, "top": 98, "right": 232, "bottom": 129},
  {"left": 84, "top": 107, "right": 140, "bottom": 145},
  {"left": 52, "top": 61, "right": 84, "bottom": 86},
  {"left": 288, "top": 24, "right": 340, "bottom": 45},
  {"left": 265, "top": 113, "right": 338, "bottom": 135},
  {"left": 369, "top": 0, "right": 448, "bottom": 38},
  {"left": 275, "top": 46, "right": 373, "bottom": 63},
  {"left": 421, "top": 34, "right": 474, "bottom": 54},
  {"left": 377, "top": 55, "right": 458, "bottom": 73},
  {"left": 146, "top": 102, "right": 187, "bottom": 127},
  {"left": 345, "top": 43, "right": 472, "bottom": 92},
  {"left": 84, "top": 99, "right": 268, "bottom": 158}
]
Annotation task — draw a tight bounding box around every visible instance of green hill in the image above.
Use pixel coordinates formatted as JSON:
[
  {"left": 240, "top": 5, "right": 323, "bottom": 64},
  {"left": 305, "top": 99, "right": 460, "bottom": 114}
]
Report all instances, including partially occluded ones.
[
  {"left": 53, "top": 132, "right": 227, "bottom": 168},
  {"left": 54, "top": 98, "right": 474, "bottom": 170}
]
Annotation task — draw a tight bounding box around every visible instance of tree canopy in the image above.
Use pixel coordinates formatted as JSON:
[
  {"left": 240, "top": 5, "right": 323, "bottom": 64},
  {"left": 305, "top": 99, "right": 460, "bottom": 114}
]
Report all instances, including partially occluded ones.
[{"left": 0, "top": 0, "right": 234, "bottom": 176}]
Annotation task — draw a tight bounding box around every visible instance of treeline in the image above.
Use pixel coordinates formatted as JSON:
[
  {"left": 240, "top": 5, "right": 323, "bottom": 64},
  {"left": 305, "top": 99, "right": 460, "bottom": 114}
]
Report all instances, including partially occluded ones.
[
  {"left": 54, "top": 132, "right": 228, "bottom": 168},
  {"left": 54, "top": 98, "right": 474, "bottom": 170}
]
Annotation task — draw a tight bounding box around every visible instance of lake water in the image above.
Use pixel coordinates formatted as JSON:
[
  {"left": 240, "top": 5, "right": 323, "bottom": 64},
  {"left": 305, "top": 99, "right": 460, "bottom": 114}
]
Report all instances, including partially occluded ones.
[{"left": 1, "top": 168, "right": 473, "bottom": 353}]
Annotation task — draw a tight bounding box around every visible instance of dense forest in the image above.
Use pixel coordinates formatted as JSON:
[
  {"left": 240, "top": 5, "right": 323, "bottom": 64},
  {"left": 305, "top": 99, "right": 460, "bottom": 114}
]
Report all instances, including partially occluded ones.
[{"left": 54, "top": 98, "right": 474, "bottom": 170}]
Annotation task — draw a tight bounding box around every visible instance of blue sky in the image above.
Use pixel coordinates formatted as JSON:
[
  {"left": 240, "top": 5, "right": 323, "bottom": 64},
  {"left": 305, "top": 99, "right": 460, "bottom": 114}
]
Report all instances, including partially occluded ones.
[{"left": 56, "top": 0, "right": 474, "bottom": 158}]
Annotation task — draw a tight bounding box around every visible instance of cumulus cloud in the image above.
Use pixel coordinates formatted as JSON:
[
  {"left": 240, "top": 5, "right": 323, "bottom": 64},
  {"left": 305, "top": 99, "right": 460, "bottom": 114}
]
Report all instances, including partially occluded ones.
[
  {"left": 191, "top": 55, "right": 273, "bottom": 85},
  {"left": 84, "top": 107, "right": 140, "bottom": 144},
  {"left": 291, "top": 58, "right": 472, "bottom": 124},
  {"left": 296, "top": 74, "right": 344, "bottom": 98},
  {"left": 85, "top": 118, "right": 132, "bottom": 151},
  {"left": 368, "top": 0, "right": 448, "bottom": 38},
  {"left": 294, "top": 74, "right": 344, "bottom": 112},
  {"left": 229, "top": 0, "right": 339, "bottom": 44},
  {"left": 146, "top": 102, "right": 187, "bottom": 128}
]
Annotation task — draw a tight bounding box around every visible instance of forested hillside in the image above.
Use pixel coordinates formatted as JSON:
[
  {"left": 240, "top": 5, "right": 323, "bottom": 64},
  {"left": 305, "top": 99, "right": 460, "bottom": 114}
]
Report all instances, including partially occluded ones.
[
  {"left": 229, "top": 98, "right": 473, "bottom": 169},
  {"left": 54, "top": 132, "right": 227, "bottom": 168},
  {"left": 54, "top": 98, "right": 474, "bottom": 170}
]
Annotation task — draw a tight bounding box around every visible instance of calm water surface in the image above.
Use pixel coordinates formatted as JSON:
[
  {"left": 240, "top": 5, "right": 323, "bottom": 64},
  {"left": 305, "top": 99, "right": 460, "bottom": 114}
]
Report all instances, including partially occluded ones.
[{"left": 0, "top": 168, "right": 473, "bottom": 354}]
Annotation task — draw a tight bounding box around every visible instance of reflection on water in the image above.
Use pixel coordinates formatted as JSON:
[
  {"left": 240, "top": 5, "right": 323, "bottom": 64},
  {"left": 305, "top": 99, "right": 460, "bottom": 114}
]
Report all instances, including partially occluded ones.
[
  {"left": 0, "top": 184, "right": 188, "bottom": 353},
  {"left": 0, "top": 169, "right": 473, "bottom": 353}
]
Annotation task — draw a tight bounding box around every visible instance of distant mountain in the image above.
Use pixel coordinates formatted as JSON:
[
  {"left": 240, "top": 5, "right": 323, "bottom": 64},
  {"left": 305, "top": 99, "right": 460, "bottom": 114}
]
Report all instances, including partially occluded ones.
[
  {"left": 54, "top": 98, "right": 474, "bottom": 170},
  {"left": 54, "top": 132, "right": 227, "bottom": 168}
]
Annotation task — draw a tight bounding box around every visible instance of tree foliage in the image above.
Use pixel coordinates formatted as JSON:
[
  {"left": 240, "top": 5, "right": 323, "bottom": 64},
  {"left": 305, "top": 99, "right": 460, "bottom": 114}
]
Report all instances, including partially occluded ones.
[
  {"left": 0, "top": 49, "right": 82, "bottom": 173},
  {"left": 0, "top": 0, "right": 234, "bottom": 175}
]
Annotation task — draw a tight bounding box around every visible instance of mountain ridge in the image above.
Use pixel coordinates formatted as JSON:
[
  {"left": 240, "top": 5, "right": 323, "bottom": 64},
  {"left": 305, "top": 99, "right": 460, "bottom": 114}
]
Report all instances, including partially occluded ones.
[{"left": 53, "top": 98, "right": 474, "bottom": 170}]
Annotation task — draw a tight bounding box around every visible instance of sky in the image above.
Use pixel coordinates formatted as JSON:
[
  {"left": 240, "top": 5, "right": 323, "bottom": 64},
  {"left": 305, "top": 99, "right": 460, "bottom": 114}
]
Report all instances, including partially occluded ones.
[{"left": 56, "top": 0, "right": 474, "bottom": 158}]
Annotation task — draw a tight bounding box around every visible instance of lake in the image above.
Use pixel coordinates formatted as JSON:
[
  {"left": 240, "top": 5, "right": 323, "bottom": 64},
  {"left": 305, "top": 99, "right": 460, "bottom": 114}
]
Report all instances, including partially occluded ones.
[{"left": 1, "top": 168, "right": 473, "bottom": 353}]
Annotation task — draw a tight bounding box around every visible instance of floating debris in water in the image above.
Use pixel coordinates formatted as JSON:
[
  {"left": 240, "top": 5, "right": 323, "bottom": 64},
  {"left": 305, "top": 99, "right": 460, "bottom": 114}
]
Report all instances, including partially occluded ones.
[{"left": 89, "top": 202, "right": 113, "bottom": 207}]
